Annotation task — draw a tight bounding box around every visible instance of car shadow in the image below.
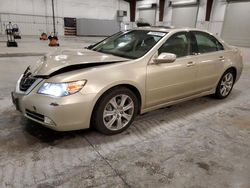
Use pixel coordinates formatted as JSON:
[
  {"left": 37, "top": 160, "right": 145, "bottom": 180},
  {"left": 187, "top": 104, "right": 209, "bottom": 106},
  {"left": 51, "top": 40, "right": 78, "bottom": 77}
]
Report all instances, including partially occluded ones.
[
  {"left": 24, "top": 119, "right": 93, "bottom": 144},
  {"left": 20, "top": 88, "right": 242, "bottom": 149}
]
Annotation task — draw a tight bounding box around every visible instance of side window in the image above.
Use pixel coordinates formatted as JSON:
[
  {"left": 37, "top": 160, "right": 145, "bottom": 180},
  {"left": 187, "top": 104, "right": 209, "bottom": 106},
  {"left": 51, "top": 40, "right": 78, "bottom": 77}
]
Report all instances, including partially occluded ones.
[
  {"left": 158, "top": 32, "right": 190, "bottom": 58},
  {"left": 193, "top": 32, "right": 224, "bottom": 54}
]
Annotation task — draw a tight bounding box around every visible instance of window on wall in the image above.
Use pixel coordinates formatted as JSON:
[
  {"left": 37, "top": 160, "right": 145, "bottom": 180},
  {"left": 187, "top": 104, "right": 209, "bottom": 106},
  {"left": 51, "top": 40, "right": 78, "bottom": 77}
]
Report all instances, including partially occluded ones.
[
  {"left": 158, "top": 32, "right": 190, "bottom": 58},
  {"left": 192, "top": 31, "right": 224, "bottom": 54}
]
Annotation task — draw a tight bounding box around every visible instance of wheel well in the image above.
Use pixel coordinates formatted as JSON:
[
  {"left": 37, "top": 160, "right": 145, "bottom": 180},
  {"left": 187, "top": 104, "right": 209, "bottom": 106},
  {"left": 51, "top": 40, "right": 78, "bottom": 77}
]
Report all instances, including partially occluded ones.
[
  {"left": 101, "top": 84, "right": 142, "bottom": 114},
  {"left": 90, "top": 84, "right": 142, "bottom": 128},
  {"left": 226, "top": 67, "right": 237, "bottom": 81},
  {"left": 119, "top": 84, "right": 142, "bottom": 114}
]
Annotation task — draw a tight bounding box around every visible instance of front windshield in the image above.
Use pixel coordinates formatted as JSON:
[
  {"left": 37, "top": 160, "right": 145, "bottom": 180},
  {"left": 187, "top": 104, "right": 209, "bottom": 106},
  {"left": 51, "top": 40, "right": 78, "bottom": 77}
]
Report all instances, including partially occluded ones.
[{"left": 92, "top": 30, "right": 167, "bottom": 59}]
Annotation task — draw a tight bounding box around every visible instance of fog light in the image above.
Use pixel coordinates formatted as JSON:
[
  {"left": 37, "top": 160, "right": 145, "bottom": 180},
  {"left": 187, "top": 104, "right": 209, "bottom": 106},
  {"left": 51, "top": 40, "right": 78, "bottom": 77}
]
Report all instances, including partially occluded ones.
[{"left": 44, "top": 116, "right": 55, "bottom": 126}]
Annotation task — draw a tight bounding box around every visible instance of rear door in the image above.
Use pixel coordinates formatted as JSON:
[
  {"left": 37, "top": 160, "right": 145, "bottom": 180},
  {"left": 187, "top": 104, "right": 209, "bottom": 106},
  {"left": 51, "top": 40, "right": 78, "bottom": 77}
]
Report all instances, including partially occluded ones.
[{"left": 190, "top": 31, "right": 225, "bottom": 93}]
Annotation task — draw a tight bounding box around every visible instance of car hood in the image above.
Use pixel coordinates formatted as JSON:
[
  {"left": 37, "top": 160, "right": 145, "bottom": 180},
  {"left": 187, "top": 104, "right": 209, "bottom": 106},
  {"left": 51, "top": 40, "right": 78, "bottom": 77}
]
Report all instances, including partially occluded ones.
[{"left": 32, "top": 48, "right": 129, "bottom": 76}]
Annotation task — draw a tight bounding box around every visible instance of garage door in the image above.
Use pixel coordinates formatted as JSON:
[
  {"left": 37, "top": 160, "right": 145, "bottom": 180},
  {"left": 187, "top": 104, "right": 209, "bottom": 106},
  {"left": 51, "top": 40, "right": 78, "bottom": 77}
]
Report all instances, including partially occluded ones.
[
  {"left": 222, "top": 1, "right": 250, "bottom": 47},
  {"left": 172, "top": 6, "right": 198, "bottom": 28},
  {"left": 139, "top": 8, "right": 156, "bottom": 26}
]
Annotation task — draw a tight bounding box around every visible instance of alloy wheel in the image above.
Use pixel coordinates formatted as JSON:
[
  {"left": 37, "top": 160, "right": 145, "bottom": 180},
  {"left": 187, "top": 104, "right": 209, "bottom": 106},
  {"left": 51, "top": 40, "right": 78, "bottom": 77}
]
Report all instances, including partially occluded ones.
[
  {"left": 103, "top": 94, "right": 134, "bottom": 131},
  {"left": 220, "top": 72, "right": 234, "bottom": 97}
]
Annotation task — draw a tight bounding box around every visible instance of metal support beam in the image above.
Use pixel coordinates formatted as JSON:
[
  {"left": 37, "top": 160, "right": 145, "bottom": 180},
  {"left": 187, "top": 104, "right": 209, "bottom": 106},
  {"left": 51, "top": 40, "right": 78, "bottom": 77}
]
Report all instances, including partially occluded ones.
[
  {"left": 49, "top": 0, "right": 59, "bottom": 46},
  {"left": 205, "top": 0, "right": 214, "bottom": 21},
  {"left": 159, "top": 0, "right": 165, "bottom": 22},
  {"left": 124, "top": 0, "right": 136, "bottom": 22},
  {"left": 51, "top": 0, "right": 56, "bottom": 35}
]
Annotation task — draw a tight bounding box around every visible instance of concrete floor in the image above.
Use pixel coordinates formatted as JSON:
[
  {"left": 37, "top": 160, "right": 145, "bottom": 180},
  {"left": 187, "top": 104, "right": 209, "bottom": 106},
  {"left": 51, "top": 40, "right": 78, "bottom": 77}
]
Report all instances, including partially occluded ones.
[{"left": 0, "top": 36, "right": 250, "bottom": 188}]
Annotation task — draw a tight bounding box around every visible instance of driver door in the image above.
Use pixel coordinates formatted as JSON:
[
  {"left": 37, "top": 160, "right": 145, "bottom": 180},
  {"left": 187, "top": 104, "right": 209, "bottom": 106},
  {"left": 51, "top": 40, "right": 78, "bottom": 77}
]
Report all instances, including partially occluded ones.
[{"left": 146, "top": 32, "right": 198, "bottom": 107}]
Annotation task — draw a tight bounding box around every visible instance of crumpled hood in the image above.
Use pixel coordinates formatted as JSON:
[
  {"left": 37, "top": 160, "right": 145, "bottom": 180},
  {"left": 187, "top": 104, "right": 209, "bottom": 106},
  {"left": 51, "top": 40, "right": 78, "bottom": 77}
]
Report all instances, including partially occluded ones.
[{"left": 32, "top": 48, "right": 128, "bottom": 76}]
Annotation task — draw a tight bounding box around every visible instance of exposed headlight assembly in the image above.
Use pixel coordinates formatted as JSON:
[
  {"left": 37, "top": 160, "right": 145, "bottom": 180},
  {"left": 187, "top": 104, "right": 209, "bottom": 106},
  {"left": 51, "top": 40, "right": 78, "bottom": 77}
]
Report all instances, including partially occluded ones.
[{"left": 37, "top": 80, "right": 87, "bottom": 97}]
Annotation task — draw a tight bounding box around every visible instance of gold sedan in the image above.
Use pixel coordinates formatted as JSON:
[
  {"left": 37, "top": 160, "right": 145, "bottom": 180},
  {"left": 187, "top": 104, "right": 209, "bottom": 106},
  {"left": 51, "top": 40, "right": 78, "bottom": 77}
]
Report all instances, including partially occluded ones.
[{"left": 12, "top": 27, "right": 243, "bottom": 134}]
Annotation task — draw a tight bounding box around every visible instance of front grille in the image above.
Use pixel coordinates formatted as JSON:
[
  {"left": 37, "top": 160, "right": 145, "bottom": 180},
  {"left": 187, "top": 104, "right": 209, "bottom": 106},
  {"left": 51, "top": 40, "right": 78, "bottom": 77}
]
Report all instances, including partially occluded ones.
[
  {"left": 26, "top": 109, "right": 44, "bottom": 122},
  {"left": 19, "top": 74, "right": 37, "bottom": 92}
]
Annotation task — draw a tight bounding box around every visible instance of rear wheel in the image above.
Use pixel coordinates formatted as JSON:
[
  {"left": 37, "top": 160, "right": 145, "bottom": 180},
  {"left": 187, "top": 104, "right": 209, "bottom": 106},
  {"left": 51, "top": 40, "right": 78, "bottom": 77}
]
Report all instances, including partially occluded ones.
[
  {"left": 92, "top": 87, "right": 138, "bottom": 135},
  {"left": 214, "top": 69, "right": 235, "bottom": 99}
]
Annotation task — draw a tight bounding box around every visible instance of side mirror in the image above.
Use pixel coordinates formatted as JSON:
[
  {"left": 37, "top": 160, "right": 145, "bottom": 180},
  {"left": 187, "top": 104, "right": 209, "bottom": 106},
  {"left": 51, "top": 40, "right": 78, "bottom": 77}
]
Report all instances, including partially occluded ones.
[
  {"left": 154, "top": 53, "right": 177, "bottom": 64},
  {"left": 85, "top": 44, "right": 94, "bottom": 49}
]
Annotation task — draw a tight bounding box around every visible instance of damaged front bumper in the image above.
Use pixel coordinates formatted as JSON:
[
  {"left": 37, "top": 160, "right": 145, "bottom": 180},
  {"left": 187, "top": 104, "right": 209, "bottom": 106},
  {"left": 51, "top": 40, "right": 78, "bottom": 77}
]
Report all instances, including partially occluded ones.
[{"left": 11, "top": 74, "right": 96, "bottom": 131}]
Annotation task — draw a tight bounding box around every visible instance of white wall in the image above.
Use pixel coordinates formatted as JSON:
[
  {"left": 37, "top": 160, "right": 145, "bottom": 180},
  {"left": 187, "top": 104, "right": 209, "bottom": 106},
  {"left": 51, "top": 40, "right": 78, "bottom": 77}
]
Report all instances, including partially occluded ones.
[
  {"left": 0, "top": 0, "right": 130, "bottom": 35},
  {"left": 195, "top": 0, "right": 209, "bottom": 30},
  {"left": 163, "top": 0, "right": 207, "bottom": 28},
  {"left": 221, "top": 1, "right": 250, "bottom": 47},
  {"left": 162, "top": 0, "right": 227, "bottom": 36},
  {"left": 0, "top": 0, "right": 244, "bottom": 41},
  {"left": 0, "top": 14, "right": 64, "bottom": 36},
  {"left": 163, "top": 0, "right": 172, "bottom": 26},
  {"left": 209, "top": 0, "right": 227, "bottom": 36},
  {"left": 136, "top": 0, "right": 160, "bottom": 25},
  {"left": 137, "top": 0, "right": 206, "bottom": 28}
]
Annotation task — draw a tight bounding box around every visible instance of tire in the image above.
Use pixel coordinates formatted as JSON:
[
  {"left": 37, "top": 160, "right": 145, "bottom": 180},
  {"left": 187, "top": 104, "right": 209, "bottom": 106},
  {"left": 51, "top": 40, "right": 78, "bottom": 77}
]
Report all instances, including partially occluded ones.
[
  {"left": 214, "top": 69, "right": 235, "bottom": 99},
  {"left": 92, "top": 87, "right": 139, "bottom": 135}
]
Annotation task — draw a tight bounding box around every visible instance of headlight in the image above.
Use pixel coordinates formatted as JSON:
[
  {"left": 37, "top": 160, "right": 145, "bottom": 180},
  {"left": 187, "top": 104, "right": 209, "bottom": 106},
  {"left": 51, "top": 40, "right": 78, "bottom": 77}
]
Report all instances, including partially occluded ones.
[{"left": 37, "top": 80, "right": 87, "bottom": 97}]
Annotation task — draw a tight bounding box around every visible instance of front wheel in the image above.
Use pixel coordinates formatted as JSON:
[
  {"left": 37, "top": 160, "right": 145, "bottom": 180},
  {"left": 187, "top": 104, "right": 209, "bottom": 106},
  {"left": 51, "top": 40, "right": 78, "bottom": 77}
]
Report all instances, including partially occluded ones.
[
  {"left": 214, "top": 69, "right": 235, "bottom": 99},
  {"left": 92, "top": 87, "right": 138, "bottom": 135}
]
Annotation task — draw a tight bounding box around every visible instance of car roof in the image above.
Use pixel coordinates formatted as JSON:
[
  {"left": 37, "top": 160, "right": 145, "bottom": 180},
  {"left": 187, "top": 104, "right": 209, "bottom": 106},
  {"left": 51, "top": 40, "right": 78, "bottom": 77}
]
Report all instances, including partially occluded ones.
[
  {"left": 133, "top": 26, "right": 209, "bottom": 33},
  {"left": 132, "top": 26, "right": 230, "bottom": 49}
]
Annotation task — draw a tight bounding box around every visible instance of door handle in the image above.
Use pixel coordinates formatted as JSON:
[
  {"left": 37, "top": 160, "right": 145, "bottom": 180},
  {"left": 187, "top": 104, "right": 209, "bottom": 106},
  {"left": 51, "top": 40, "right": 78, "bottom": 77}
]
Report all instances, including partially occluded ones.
[
  {"left": 218, "top": 56, "right": 225, "bottom": 61},
  {"left": 187, "top": 61, "right": 196, "bottom": 67}
]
